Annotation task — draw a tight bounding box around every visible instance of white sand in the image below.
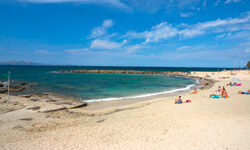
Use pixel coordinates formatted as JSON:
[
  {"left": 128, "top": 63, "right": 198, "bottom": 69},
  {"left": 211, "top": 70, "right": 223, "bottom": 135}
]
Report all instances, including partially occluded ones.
[{"left": 0, "top": 72, "right": 249, "bottom": 150}]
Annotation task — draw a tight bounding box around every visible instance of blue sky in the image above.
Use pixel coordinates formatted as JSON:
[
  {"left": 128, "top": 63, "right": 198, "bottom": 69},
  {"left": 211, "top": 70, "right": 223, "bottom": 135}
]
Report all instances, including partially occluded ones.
[{"left": 0, "top": 0, "right": 249, "bottom": 67}]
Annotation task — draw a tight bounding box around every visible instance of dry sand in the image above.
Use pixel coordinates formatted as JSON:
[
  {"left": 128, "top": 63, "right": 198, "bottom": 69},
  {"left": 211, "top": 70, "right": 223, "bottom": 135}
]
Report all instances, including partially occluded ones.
[{"left": 0, "top": 72, "right": 249, "bottom": 150}]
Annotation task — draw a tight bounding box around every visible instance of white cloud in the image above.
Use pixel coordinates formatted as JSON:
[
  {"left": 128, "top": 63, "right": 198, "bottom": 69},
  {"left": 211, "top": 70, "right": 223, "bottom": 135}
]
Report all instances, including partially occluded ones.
[
  {"left": 215, "top": 0, "right": 221, "bottom": 6},
  {"left": 215, "top": 33, "right": 225, "bottom": 39},
  {"left": 197, "top": 15, "right": 250, "bottom": 29},
  {"left": 180, "top": 12, "right": 195, "bottom": 17},
  {"left": 143, "top": 22, "right": 178, "bottom": 43},
  {"left": 203, "top": 0, "right": 206, "bottom": 7},
  {"left": 227, "top": 32, "right": 232, "bottom": 37},
  {"left": 65, "top": 48, "right": 89, "bottom": 54},
  {"left": 229, "top": 31, "right": 250, "bottom": 40},
  {"left": 102, "top": 19, "right": 113, "bottom": 28},
  {"left": 90, "top": 19, "right": 114, "bottom": 39},
  {"left": 127, "top": 44, "right": 141, "bottom": 53},
  {"left": 123, "top": 12, "right": 250, "bottom": 43},
  {"left": 90, "top": 39, "right": 127, "bottom": 50},
  {"left": 177, "top": 46, "right": 191, "bottom": 50},
  {"left": 36, "top": 50, "right": 47, "bottom": 53},
  {"left": 225, "top": 0, "right": 241, "bottom": 4},
  {"left": 17, "top": 0, "right": 131, "bottom": 10},
  {"left": 245, "top": 49, "right": 250, "bottom": 53}
]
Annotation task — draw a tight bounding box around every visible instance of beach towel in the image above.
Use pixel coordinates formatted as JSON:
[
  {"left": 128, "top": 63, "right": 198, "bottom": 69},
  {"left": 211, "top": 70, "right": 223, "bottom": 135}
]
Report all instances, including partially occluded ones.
[{"left": 210, "top": 94, "right": 220, "bottom": 99}]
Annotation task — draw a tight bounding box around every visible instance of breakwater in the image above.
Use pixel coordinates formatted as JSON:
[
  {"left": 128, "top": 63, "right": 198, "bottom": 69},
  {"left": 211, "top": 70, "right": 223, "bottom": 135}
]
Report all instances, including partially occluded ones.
[{"left": 58, "top": 70, "right": 190, "bottom": 76}]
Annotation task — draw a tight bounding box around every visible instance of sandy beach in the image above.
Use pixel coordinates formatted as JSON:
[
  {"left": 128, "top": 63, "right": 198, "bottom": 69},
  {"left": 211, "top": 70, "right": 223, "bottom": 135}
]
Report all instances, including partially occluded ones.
[{"left": 0, "top": 71, "right": 249, "bottom": 150}]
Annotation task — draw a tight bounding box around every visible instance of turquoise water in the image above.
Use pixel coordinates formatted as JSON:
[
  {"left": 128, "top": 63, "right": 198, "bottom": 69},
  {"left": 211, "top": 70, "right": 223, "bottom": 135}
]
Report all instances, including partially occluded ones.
[{"left": 0, "top": 65, "right": 228, "bottom": 101}]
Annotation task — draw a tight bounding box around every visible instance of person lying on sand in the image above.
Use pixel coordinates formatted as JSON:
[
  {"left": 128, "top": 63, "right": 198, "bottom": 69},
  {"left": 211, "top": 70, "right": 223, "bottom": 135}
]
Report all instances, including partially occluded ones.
[
  {"left": 192, "top": 89, "right": 197, "bottom": 94},
  {"left": 226, "top": 82, "right": 232, "bottom": 86},
  {"left": 175, "top": 96, "right": 183, "bottom": 104},
  {"left": 238, "top": 89, "right": 250, "bottom": 94}
]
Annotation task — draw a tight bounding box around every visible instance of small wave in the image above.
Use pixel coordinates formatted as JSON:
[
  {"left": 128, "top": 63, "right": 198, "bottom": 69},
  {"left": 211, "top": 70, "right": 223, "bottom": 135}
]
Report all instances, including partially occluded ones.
[{"left": 83, "top": 79, "right": 198, "bottom": 102}]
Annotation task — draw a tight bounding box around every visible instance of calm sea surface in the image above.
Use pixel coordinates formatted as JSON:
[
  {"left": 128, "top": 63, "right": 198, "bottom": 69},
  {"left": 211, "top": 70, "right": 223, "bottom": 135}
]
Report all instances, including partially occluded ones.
[{"left": 0, "top": 66, "right": 231, "bottom": 101}]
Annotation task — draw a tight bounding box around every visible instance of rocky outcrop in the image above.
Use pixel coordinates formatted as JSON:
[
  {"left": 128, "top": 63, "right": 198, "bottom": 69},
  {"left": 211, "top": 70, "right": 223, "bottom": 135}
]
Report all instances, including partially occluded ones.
[
  {"left": 0, "top": 88, "right": 7, "bottom": 93},
  {"left": 59, "top": 70, "right": 190, "bottom": 76},
  {"left": 9, "top": 85, "right": 25, "bottom": 92}
]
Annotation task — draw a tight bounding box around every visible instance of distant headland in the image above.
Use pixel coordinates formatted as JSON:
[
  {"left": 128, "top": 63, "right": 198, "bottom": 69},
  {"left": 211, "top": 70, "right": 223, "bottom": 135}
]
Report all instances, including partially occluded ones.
[{"left": 0, "top": 60, "right": 75, "bottom": 66}]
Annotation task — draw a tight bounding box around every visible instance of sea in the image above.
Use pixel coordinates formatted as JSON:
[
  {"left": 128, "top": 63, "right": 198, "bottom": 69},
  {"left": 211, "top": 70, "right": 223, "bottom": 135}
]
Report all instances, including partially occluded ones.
[{"left": 0, "top": 65, "right": 231, "bottom": 102}]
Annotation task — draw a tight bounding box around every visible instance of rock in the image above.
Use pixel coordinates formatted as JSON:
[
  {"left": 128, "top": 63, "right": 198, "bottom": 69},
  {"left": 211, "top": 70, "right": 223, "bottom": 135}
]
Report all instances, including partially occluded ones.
[
  {"left": 42, "top": 107, "right": 67, "bottom": 113},
  {"left": 10, "top": 86, "right": 25, "bottom": 92},
  {"left": 56, "top": 102, "right": 72, "bottom": 105},
  {"left": 13, "top": 125, "right": 23, "bottom": 129},
  {"left": 21, "top": 82, "right": 26, "bottom": 85},
  {"left": 21, "top": 95, "right": 31, "bottom": 98},
  {"left": 30, "top": 99, "right": 39, "bottom": 102},
  {"left": 46, "top": 100, "right": 57, "bottom": 102},
  {"left": 69, "top": 103, "right": 87, "bottom": 109},
  {"left": 19, "top": 118, "right": 33, "bottom": 121},
  {"left": 27, "top": 106, "right": 41, "bottom": 110},
  {"left": 0, "top": 88, "right": 7, "bottom": 93},
  {"left": 0, "top": 83, "right": 3, "bottom": 87}
]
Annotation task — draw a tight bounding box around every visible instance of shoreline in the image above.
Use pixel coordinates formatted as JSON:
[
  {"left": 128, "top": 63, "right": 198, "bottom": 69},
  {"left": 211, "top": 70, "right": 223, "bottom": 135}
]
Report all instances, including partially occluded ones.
[
  {"left": 1, "top": 74, "right": 207, "bottom": 111},
  {"left": 0, "top": 73, "right": 213, "bottom": 113},
  {"left": 84, "top": 77, "right": 206, "bottom": 111}
]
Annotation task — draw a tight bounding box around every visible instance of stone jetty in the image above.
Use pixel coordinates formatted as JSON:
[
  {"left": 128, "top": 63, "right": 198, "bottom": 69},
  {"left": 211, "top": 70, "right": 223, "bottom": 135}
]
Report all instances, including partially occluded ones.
[{"left": 58, "top": 70, "right": 190, "bottom": 76}]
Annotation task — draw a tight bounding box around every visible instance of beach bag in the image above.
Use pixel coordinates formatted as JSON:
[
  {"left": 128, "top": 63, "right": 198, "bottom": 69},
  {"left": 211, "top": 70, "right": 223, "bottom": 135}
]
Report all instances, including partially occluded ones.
[
  {"left": 237, "top": 83, "right": 241, "bottom": 86},
  {"left": 223, "top": 94, "right": 229, "bottom": 98}
]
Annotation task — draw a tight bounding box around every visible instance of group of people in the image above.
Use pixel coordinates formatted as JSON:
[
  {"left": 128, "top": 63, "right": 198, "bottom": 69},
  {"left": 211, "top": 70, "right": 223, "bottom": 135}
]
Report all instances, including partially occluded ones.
[
  {"left": 174, "top": 96, "right": 191, "bottom": 104},
  {"left": 174, "top": 89, "right": 197, "bottom": 104},
  {"left": 215, "top": 86, "right": 228, "bottom": 98}
]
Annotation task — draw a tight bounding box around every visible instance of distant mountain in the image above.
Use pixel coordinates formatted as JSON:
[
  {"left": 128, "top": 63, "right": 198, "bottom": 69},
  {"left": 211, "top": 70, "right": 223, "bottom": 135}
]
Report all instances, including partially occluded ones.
[
  {"left": 0, "top": 60, "right": 76, "bottom": 66},
  {"left": 0, "top": 60, "right": 43, "bottom": 65}
]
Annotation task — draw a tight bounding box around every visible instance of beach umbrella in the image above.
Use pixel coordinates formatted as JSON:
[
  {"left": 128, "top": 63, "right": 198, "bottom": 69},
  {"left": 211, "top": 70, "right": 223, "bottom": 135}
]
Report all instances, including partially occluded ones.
[{"left": 231, "top": 78, "right": 241, "bottom": 81}]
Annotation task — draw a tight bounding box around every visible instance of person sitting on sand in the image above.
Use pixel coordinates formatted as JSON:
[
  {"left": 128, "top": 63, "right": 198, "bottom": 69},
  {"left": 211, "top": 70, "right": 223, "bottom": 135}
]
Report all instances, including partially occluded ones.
[
  {"left": 174, "top": 96, "right": 183, "bottom": 104},
  {"left": 192, "top": 89, "right": 197, "bottom": 94},
  {"left": 221, "top": 87, "right": 228, "bottom": 98},
  {"left": 238, "top": 89, "right": 250, "bottom": 94},
  {"left": 215, "top": 86, "right": 222, "bottom": 92}
]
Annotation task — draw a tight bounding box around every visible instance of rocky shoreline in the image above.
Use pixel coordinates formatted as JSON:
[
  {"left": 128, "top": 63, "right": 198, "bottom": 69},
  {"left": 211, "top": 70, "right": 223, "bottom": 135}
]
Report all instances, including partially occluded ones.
[
  {"left": 58, "top": 69, "right": 190, "bottom": 76},
  {"left": 58, "top": 69, "right": 214, "bottom": 89}
]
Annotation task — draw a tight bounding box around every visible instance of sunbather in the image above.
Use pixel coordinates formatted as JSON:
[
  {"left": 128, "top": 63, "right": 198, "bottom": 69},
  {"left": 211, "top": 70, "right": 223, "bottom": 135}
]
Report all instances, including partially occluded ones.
[
  {"left": 192, "top": 89, "right": 197, "bottom": 94},
  {"left": 238, "top": 89, "right": 250, "bottom": 94}
]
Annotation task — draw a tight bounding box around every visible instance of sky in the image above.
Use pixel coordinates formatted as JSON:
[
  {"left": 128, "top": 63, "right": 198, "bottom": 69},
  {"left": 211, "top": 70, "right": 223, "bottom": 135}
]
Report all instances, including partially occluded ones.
[{"left": 0, "top": 0, "right": 249, "bottom": 67}]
